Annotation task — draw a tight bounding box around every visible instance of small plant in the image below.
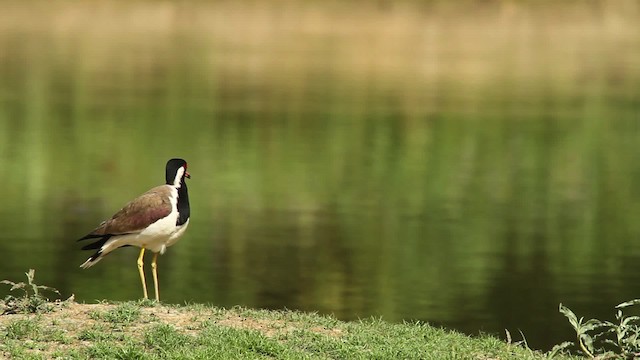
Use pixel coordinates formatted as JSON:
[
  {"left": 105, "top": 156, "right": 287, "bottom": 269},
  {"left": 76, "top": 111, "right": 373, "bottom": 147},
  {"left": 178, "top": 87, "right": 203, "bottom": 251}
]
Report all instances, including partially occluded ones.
[
  {"left": 5, "top": 318, "right": 41, "bottom": 339},
  {"left": 144, "top": 323, "right": 191, "bottom": 350},
  {"left": 553, "top": 300, "right": 640, "bottom": 358},
  {"left": 92, "top": 302, "right": 142, "bottom": 324},
  {"left": 79, "top": 325, "right": 123, "bottom": 341},
  {"left": 1, "top": 269, "right": 61, "bottom": 314}
]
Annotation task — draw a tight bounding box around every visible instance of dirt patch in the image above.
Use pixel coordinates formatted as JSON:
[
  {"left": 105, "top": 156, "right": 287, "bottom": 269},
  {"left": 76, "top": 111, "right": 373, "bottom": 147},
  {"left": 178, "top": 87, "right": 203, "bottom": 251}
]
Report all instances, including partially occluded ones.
[
  {"left": 216, "top": 313, "right": 344, "bottom": 338},
  {"left": 310, "top": 325, "right": 343, "bottom": 337}
]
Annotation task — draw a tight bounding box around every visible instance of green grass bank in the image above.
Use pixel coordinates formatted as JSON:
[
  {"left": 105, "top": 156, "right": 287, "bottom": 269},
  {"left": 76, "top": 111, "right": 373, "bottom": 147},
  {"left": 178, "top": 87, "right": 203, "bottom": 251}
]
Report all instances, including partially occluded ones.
[{"left": 0, "top": 301, "right": 575, "bottom": 360}]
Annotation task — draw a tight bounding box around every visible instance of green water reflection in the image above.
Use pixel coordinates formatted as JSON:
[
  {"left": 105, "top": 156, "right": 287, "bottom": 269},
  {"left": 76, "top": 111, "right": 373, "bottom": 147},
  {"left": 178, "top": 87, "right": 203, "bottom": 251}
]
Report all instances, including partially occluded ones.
[{"left": 1, "top": 1, "right": 640, "bottom": 351}]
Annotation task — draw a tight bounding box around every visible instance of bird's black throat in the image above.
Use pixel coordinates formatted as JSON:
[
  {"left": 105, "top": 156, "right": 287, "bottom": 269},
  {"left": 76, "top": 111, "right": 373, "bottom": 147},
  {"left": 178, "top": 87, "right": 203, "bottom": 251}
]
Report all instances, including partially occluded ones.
[{"left": 176, "top": 181, "right": 190, "bottom": 226}]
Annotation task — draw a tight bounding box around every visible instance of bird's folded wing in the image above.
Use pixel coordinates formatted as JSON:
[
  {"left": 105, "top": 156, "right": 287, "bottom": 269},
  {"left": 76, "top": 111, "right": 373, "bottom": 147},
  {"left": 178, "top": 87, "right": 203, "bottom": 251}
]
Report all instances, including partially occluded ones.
[{"left": 80, "top": 186, "right": 173, "bottom": 238}]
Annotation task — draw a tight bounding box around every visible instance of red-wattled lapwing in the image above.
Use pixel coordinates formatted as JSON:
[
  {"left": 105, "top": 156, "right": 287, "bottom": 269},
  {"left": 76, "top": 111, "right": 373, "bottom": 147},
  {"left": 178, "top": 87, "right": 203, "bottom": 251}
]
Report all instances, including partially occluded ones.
[{"left": 78, "top": 158, "right": 191, "bottom": 301}]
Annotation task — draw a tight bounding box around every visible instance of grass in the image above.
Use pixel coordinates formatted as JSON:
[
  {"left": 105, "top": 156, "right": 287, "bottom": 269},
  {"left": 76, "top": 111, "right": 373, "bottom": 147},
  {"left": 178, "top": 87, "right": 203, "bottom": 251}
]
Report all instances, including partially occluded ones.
[
  {"left": 0, "top": 270, "right": 575, "bottom": 359},
  {"left": 89, "top": 302, "right": 142, "bottom": 324},
  {"left": 0, "top": 300, "right": 577, "bottom": 360}
]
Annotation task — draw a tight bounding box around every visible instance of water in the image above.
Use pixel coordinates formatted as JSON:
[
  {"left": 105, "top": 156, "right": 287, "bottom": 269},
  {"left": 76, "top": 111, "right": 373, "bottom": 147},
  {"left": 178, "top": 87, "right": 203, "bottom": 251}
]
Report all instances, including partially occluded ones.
[{"left": 1, "top": 1, "right": 640, "bottom": 351}]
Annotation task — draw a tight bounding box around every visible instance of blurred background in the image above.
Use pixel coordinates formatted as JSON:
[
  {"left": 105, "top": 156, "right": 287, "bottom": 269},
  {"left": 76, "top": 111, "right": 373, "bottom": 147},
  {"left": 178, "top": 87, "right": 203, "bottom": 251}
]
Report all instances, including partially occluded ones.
[{"left": 1, "top": 0, "right": 639, "bottom": 351}]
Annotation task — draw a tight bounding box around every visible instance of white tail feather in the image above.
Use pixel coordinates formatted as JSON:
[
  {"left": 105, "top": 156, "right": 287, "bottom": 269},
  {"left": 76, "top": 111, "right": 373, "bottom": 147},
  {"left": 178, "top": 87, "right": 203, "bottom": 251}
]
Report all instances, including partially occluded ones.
[{"left": 80, "top": 256, "right": 102, "bottom": 269}]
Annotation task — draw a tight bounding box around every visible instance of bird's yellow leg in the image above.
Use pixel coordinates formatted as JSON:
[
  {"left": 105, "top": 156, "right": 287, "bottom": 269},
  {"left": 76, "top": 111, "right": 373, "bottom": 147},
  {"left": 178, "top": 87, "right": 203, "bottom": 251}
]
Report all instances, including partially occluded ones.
[
  {"left": 151, "top": 252, "right": 160, "bottom": 302},
  {"left": 137, "top": 248, "right": 148, "bottom": 299}
]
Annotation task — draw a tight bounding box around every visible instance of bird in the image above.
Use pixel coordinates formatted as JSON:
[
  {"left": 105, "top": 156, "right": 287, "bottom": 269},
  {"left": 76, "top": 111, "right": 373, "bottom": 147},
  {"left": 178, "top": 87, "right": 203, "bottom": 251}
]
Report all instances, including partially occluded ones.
[{"left": 77, "top": 158, "right": 191, "bottom": 301}]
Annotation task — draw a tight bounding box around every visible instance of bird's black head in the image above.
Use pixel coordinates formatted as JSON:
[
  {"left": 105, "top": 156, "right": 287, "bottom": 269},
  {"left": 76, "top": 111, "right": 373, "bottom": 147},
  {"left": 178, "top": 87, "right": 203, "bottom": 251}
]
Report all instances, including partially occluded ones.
[{"left": 166, "top": 158, "right": 190, "bottom": 186}]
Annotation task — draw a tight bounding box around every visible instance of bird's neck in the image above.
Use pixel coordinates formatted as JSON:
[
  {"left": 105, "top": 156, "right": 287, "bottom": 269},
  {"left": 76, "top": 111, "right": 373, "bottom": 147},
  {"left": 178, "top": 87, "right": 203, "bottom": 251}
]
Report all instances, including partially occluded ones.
[{"left": 176, "top": 182, "right": 190, "bottom": 226}]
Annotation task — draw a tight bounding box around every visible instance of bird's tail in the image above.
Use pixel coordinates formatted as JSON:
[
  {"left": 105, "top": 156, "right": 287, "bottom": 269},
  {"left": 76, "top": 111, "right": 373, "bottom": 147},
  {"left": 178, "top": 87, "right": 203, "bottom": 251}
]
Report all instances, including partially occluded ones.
[
  {"left": 78, "top": 234, "right": 112, "bottom": 269},
  {"left": 80, "top": 251, "right": 103, "bottom": 268},
  {"left": 78, "top": 234, "right": 136, "bottom": 269}
]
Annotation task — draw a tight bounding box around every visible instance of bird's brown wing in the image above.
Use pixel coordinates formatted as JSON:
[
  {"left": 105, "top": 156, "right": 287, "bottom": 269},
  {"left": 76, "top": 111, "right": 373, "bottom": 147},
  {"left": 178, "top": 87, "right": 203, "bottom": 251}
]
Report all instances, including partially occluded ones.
[{"left": 81, "top": 185, "right": 173, "bottom": 238}]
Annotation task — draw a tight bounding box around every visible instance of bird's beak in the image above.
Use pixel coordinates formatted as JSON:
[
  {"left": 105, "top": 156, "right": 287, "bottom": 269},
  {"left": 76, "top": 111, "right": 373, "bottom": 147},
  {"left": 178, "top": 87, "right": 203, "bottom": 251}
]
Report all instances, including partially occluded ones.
[{"left": 185, "top": 171, "right": 191, "bottom": 179}]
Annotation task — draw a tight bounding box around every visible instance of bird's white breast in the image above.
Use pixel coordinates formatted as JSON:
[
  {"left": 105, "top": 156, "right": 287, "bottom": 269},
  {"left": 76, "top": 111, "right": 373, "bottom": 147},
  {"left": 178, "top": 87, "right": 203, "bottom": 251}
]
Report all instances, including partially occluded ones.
[{"left": 136, "top": 186, "right": 187, "bottom": 254}]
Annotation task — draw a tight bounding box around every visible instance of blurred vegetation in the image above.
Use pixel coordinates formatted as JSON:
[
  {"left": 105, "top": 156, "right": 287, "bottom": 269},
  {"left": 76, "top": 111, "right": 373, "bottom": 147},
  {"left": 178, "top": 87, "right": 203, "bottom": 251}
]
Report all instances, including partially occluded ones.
[{"left": 0, "top": 0, "right": 639, "bottom": 351}]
